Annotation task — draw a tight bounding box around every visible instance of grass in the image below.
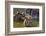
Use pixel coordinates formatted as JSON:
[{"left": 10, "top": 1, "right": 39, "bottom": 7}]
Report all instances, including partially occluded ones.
[
  {"left": 13, "top": 19, "right": 39, "bottom": 28},
  {"left": 13, "top": 20, "right": 25, "bottom": 28},
  {"left": 32, "top": 19, "right": 39, "bottom": 27}
]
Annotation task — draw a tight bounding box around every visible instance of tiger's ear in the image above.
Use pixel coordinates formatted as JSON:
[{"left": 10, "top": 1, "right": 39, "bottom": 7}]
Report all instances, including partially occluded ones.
[
  {"left": 16, "top": 11, "right": 19, "bottom": 14},
  {"left": 21, "top": 12, "right": 24, "bottom": 14}
]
